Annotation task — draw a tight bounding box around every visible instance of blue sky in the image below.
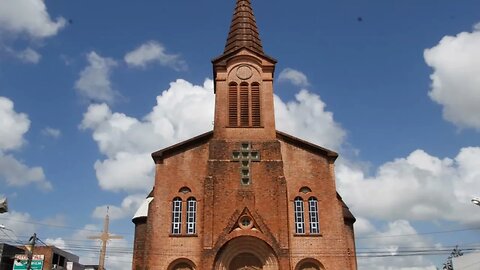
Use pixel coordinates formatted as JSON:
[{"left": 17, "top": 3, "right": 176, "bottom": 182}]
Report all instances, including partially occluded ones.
[{"left": 0, "top": 0, "right": 480, "bottom": 269}]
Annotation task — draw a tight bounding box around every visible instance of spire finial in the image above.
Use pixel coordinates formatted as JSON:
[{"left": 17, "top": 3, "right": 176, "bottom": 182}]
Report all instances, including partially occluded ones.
[{"left": 224, "top": 0, "right": 264, "bottom": 55}]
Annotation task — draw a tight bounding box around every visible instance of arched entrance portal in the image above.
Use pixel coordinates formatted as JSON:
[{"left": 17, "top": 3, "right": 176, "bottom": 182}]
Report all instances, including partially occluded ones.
[{"left": 214, "top": 236, "right": 279, "bottom": 270}]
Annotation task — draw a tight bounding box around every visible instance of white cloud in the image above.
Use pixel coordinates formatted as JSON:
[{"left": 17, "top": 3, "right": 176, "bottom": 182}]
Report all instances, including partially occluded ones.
[
  {"left": 75, "top": 52, "right": 118, "bottom": 104},
  {"left": 0, "top": 211, "right": 37, "bottom": 242},
  {"left": 16, "top": 47, "right": 41, "bottom": 63},
  {"left": 337, "top": 147, "right": 480, "bottom": 224},
  {"left": 42, "top": 127, "right": 61, "bottom": 138},
  {"left": 357, "top": 219, "right": 438, "bottom": 270},
  {"left": 45, "top": 237, "right": 67, "bottom": 249},
  {"left": 275, "top": 90, "right": 346, "bottom": 151},
  {"left": 80, "top": 79, "right": 215, "bottom": 192},
  {"left": 81, "top": 76, "right": 348, "bottom": 192},
  {"left": 278, "top": 68, "right": 310, "bottom": 87},
  {"left": 92, "top": 194, "right": 146, "bottom": 220},
  {"left": 124, "top": 41, "right": 187, "bottom": 71},
  {"left": 0, "top": 153, "right": 52, "bottom": 190},
  {"left": 94, "top": 153, "right": 154, "bottom": 192},
  {"left": 0, "top": 96, "right": 52, "bottom": 190},
  {"left": 0, "top": 97, "right": 30, "bottom": 151},
  {"left": 51, "top": 224, "right": 132, "bottom": 270},
  {"left": 4, "top": 47, "right": 42, "bottom": 63},
  {"left": 424, "top": 24, "right": 480, "bottom": 130},
  {"left": 0, "top": 0, "right": 66, "bottom": 39}
]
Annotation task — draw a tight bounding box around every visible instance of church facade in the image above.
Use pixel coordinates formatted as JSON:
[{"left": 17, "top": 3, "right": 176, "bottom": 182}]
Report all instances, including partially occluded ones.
[{"left": 131, "top": 1, "right": 357, "bottom": 269}]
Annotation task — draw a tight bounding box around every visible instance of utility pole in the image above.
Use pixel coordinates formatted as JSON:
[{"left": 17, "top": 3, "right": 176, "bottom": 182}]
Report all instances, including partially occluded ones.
[
  {"left": 25, "top": 233, "right": 37, "bottom": 270},
  {"left": 88, "top": 207, "right": 123, "bottom": 270}
]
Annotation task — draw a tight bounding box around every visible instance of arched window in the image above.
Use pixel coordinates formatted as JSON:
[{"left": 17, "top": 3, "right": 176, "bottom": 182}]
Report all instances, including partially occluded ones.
[
  {"left": 179, "top": 187, "right": 191, "bottom": 194},
  {"left": 186, "top": 197, "right": 197, "bottom": 234},
  {"left": 297, "top": 261, "right": 321, "bottom": 270},
  {"left": 299, "top": 186, "right": 312, "bottom": 194},
  {"left": 171, "top": 197, "right": 182, "bottom": 234},
  {"left": 294, "top": 197, "right": 305, "bottom": 234},
  {"left": 308, "top": 197, "right": 320, "bottom": 234},
  {"left": 168, "top": 259, "right": 196, "bottom": 270}
]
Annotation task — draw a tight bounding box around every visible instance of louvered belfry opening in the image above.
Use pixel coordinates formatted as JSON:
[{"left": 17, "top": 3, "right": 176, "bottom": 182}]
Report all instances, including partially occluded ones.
[
  {"left": 228, "top": 82, "right": 261, "bottom": 128},
  {"left": 229, "top": 83, "right": 239, "bottom": 126},
  {"left": 251, "top": 83, "right": 261, "bottom": 127}
]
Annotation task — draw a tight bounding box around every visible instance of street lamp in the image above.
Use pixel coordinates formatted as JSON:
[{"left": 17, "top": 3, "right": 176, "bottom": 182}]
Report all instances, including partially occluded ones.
[{"left": 471, "top": 197, "right": 480, "bottom": 206}]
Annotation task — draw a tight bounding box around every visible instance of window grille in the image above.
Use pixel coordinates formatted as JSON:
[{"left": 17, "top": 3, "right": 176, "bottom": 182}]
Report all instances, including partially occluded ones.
[
  {"left": 294, "top": 197, "right": 305, "bottom": 234},
  {"left": 309, "top": 197, "right": 320, "bottom": 234},
  {"left": 186, "top": 197, "right": 197, "bottom": 234},
  {"left": 171, "top": 197, "right": 182, "bottom": 234}
]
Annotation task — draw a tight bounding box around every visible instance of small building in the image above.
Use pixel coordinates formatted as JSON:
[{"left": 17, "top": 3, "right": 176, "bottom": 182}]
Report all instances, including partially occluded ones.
[
  {"left": 0, "top": 243, "right": 24, "bottom": 270},
  {"left": 11, "top": 245, "right": 84, "bottom": 270},
  {"left": 31, "top": 246, "right": 80, "bottom": 270}
]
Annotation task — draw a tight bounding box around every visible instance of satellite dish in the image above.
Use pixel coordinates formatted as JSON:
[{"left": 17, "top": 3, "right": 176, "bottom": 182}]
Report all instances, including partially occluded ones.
[{"left": 0, "top": 198, "right": 8, "bottom": 213}]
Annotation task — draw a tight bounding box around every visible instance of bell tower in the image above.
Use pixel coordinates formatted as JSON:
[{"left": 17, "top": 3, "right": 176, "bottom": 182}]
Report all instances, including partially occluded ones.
[
  {"left": 212, "top": 0, "right": 277, "bottom": 141},
  {"left": 131, "top": 1, "right": 358, "bottom": 269}
]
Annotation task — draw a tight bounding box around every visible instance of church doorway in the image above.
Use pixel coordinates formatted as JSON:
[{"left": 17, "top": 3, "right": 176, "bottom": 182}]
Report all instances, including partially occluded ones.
[
  {"left": 214, "top": 236, "right": 279, "bottom": 270},
  {"left": 229, "top": 252, "right": 263, "bottom": 269}
]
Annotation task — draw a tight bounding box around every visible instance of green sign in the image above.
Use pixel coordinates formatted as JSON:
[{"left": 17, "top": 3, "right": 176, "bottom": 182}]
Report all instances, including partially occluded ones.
[{"left": 13, "top": 255, "right": 44, "bottom": 270}]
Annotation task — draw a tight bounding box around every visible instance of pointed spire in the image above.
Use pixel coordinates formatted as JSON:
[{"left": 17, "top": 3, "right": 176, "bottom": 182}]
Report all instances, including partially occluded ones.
[{"left": 224, "top": 0, "right": 264, "bottom": 55}]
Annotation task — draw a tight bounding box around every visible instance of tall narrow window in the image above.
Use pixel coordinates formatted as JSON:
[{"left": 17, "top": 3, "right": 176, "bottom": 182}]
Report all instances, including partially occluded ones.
[
  {"left": 251, "top": 83, "right": 261, "bottom": 127},
  {"left": 294, "top": 197, "right": 305, "bottom": 234},
  {"left": 240, "top": 83, "right": 249, "bottom": 126},
  {"left": 228, "top": 83, "right": 238, "bottom": 126},
  {"left": 309, "top": 197, "right": 320, "bottom": 234},
  {"left": 171, "top": 197, "right": 182, "bottom": 234},
  {"left": 186, "top": 197, "right": 197, "bottom": 234}
]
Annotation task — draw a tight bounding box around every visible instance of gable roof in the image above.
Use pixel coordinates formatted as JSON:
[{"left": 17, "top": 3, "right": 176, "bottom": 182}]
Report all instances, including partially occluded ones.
[
  {"left": 276, "top": 130, "right": 338, "bottom": 161},
  {"left": 151, "top": 131, "right": 213, "bottom": 164},
  {"left": 151, "top": 130, "right": 338, "bottom": 164}
]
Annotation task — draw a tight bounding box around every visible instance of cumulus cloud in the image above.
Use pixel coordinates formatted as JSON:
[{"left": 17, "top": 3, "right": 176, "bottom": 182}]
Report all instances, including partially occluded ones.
[
  {"left": 92, "top": 194, "right": 146, "bottom": 220},
  {"left": 424, "top": 24, "right": 480, "bottom": 130},
  {"left": 42, "top": 127, "right": 61, "bottom": 138},
  {"left": 278, "top": 68, "right": 310, "bottom": 87},
  {"left": 0, "top": 153, "right": 51, "bottom": 190},
  {"left": 124, "top": 41, "right": 187, "bottom": 71},
  {"left": 0, "top": 0, "right": 66, "bottom": 39},
  {"left": 80, "top": 79, "right": 215, "bottom": 192},
  {"left": 3, "top": 47, "right": 42, "bottom": 63},
  {"left": 45, "top": 237, "right": 67, "bottom": 249},
  {"left": 0, "top": 211, "right": 38, "bottom": 242},
  {"left": 275, "top": 90, "right": 346, "bottom": 151},
  {"left": 16, "top": 47, "right": 41, "bottom": 63},
  {"left": 48, "top": 224, "right": 131, "bottom": 270},
  {"left": 75, "top": 52, "right": 118, "bottom": 104},
  {"left": 0, "top": 96, "right": 51, "bottom": 190},
  {"left": 81, "top": 76, "right": 348, "bottom": 193},
  {"left": 356, "top": 219, "right": 438, "bottom": 270},
  {"left": 337, "top": 147, "right": 480, "bottom": 224},
  {"left": 0, "top": 97, "right": 30, "bottom": 151}
]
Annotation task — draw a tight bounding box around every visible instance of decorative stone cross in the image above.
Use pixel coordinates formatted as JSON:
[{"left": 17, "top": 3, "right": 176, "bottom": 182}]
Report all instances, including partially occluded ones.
[{"left": 232, "top": 142, "right": 260, "bottom": 185}]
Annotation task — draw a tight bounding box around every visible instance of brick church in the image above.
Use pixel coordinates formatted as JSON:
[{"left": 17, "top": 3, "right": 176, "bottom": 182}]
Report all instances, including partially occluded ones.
[{"left": 131, "top": 0, "right": 357, "bottom": 269}]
